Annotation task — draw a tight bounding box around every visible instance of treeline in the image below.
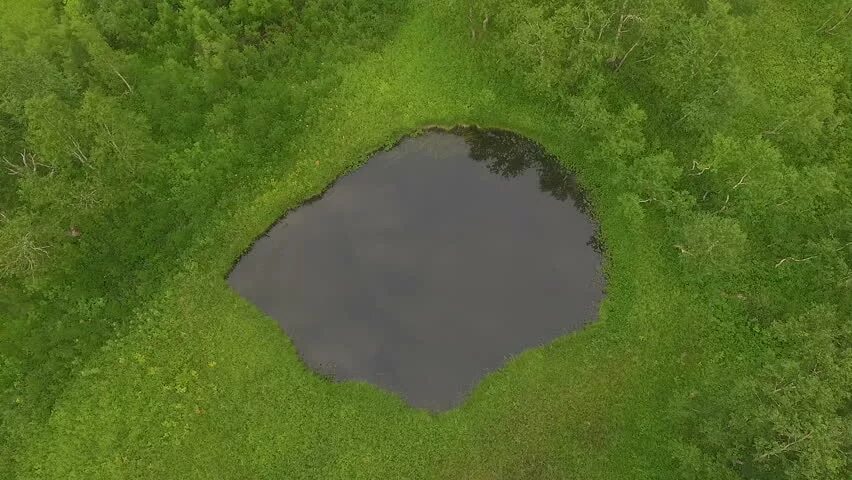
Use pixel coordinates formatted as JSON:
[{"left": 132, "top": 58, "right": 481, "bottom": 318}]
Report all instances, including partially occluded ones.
[
  {"left": 0, "top": 0, "right": 407, "bottom": 475},
  {"left": 461, "top": 0, "right": 851, "bottom": 478}
]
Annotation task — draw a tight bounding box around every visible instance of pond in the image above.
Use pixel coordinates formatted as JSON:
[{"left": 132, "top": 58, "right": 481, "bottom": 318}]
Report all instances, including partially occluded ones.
[{"left": 228, "top": 127, "right": 604, "bottom": 411}]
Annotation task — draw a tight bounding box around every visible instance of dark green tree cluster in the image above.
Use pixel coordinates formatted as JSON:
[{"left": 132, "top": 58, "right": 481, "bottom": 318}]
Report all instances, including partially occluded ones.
[{"left": 462, "top": 0, "right": 851, "bottom": 478}]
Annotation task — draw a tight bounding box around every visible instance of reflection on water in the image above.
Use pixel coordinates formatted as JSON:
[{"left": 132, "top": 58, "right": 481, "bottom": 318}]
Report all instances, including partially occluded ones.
[
  {"left": 459, "top": 127, "right": 588, "bottom": 211},
  {"left": 228, "top": 128, "right": 604, "bottom": 411}
]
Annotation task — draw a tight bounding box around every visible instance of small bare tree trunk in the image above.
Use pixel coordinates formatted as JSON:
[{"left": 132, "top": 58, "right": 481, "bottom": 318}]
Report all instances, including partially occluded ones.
[
  {"left": 615, "top": 41, "right": 639, "bottom": 71},
  {"left": 112, "top": 66, "right": 133, "bottom": 94}
]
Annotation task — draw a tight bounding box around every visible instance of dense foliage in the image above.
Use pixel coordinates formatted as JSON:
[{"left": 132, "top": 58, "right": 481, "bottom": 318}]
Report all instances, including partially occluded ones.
[
  {"left": 464, "top": 1, "right": 851, "bottom": 477},
  {"left": 1, "top": 0, "right": 849, "bottom": 479}
]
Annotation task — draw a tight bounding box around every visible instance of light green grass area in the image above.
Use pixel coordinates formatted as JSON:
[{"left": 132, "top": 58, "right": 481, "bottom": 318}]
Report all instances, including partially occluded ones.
[
  {"left": 11, "top": 6, "right": 720, "bottom": 478},
  {"left": 2, "top": 1, "right": 849, "bottom": 479}
]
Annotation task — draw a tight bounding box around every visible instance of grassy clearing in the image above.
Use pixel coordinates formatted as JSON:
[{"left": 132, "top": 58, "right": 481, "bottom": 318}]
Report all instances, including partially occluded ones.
[
  {"left": 11, "top": 4, "right": 730, "bottom": 478},
  {"left": 3, "top": 0, "right": 848, "bottom": 478}
]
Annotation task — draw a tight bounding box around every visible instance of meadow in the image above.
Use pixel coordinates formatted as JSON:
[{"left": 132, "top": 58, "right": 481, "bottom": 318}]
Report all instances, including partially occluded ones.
[{"left": 1, "top": 1, "right": 849, "bottom": 478}]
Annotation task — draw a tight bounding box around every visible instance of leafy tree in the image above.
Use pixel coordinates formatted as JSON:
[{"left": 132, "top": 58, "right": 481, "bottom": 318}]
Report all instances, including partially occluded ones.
[
  {"left": 74, "top": 0, "right": 159, "bottom": 50},
  {"left": 694, "top": 305, "right": 852, "bottom": 479},
  {"left": 645, "top": 0, "right": 745, "bottom": 137},
  {"left": 676, "top": 213, "right": 748, "bottom": 282},
  {"left": 0, "top": 213, "right": 51, "bottom": 280},
  {"left": 493, "top": 2, "right": 610, "bottom": 95},
  {"left": 628, "top": 150, "right": 692, "bottom": 212},
  {"left": 689, "top": 135, "right": 790, "bottom": 218}
]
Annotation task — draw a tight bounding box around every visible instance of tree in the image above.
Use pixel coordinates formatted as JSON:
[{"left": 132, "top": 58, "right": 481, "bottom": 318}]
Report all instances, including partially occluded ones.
[
  {"left": 485, "top": 0, "right": 612, "bottom": 96},
  {"left": 691, "top": 135, "right": 790, "bottom": 220},
  {"left": 0, "top": 212, "right": 51, "bottom": 280},
  {"left": 628, "top": 150, "right": 692, "bottom": 213},
  {"left": 575, "top": 98, "right": 648, "bottom": 188},
  {"left": 675, "top": 213, "right": 747, "bottom": 282},
  {"left": 72, "top": 0, "right": 159, "bottom": 51},
  {"left": 696, "top": 305, "right": 852, "bottom": 480},
  {"left": 642, "top": 0, "right": 744, "bottom": 137}
]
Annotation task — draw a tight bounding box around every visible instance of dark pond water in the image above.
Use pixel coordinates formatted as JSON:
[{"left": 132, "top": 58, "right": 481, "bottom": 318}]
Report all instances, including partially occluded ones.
[{"left": 228, "top": 128, "right": 604, "bottom": 411}]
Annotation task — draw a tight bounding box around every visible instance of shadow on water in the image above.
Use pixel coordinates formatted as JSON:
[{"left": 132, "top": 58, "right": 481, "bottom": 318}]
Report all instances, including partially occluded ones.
[{"left": 228, "top": 127, "right": 605, "bottom": 411}]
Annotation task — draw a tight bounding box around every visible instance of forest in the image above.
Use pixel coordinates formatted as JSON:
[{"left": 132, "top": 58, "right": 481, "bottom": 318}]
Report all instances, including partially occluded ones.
[{"left": 0, "top": 0, "right": 849, "bottom": 479}]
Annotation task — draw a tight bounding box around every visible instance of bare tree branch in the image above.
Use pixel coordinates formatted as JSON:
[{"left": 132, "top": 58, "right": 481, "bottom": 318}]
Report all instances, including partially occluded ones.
[
  {"left": 825, "top": 7, "right": 852, "bottom": 34},
  {"left": 112, "top": 65, "right": 133, "bottom": 94},
  {"left": 707, "top": 49, "right": 721, "bottom": 67},
  {"left": 774, "top": 242, "right": 850, "bottom": 268},
  {"left": 756, "top": 431, "right": 813, "bottom": 461},
  {"left": 101, "top": 123, "right": 125, "bottom": 160},
  {"left": 616, "top": 41, "right": 639, "bottom": 71},
  {"left": 0, "top": 231, "right": 51, "bottom": 278},
  {"left": 689, "top": 161, "right": 710, "bottom": 176},
  {"left": 716, "top": 194, "right": 730, "bottom": 213},
  {"left": 775, "top": 256, "right": 817, "bottom": 268},
  {"left": 732, "top": 167, "right": 753, "bottom": 189},
  {"left": 70, "top": 138, "right": 94, "bottom": 169},
  {"left": 2, "top": 151, "right": 51, "bottom": 176}
]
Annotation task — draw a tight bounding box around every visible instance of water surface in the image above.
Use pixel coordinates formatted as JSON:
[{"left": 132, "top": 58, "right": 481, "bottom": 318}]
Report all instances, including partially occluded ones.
[{"left": 228, "top": 128, "right": 604, "bottom": 411}]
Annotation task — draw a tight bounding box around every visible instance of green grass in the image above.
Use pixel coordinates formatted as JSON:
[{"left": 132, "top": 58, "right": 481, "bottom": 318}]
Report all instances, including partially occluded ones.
[
  {"left": 6, "top": 4, "right": 748, "bottom": 478},
  {"left": 12, "top": 0, "right": 849, "bottom": 478}
]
